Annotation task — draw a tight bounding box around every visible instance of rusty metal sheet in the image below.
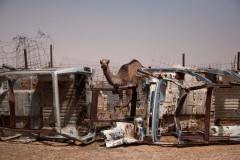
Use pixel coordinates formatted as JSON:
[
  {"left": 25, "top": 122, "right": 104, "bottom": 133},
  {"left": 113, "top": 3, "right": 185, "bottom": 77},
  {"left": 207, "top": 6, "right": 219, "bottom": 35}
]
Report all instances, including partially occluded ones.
[{"left": 42, "top": 76, "right": 88, "bottom": 127}]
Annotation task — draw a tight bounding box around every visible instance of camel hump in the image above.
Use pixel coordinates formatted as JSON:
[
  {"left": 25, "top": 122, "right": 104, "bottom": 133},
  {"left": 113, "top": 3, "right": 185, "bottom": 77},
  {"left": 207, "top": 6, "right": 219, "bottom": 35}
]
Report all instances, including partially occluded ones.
[
  {"left": 119, "top": 59, "right": 143, "bottom": 71},
  {"left": 117, "top": 59, "right": 143, "bottom": 83},
  {"left": 127, "top": 59, "right": 142, "bottom": 66}
]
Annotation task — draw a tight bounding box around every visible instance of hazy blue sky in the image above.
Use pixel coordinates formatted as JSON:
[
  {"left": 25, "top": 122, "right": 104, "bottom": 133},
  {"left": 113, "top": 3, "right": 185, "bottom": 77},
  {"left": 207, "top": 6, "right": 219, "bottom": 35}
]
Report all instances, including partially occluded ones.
[{"left": 0, "top": 0, "right": 240, "bottom": 67}]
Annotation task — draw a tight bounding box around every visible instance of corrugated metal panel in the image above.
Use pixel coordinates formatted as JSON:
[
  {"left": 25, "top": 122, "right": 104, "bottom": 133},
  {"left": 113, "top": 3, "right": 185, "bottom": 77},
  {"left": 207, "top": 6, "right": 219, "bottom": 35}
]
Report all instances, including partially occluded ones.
[
  {"left": 42, "top": 77, "right": 87, "bottom": 127},
  {"left": 212, "top": 86, "right": 240, "bottom": 118}
]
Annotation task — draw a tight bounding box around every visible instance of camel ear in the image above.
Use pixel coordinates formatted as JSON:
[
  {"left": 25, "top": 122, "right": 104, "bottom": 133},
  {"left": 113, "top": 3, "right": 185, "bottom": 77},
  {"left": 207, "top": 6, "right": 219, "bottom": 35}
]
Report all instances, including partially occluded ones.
[
  {"left": 107, "top": 60, "right": 110, "bottom": 64},
  {"left": 100, "top": 60, "right": 102, "bottom": 64}
]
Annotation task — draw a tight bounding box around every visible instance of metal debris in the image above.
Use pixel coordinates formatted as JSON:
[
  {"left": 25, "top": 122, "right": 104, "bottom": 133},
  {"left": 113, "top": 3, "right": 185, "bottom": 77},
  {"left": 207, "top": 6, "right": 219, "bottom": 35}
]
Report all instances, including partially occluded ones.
[{"left": 101, "top": 67, "right": 240, "bottom": 147}]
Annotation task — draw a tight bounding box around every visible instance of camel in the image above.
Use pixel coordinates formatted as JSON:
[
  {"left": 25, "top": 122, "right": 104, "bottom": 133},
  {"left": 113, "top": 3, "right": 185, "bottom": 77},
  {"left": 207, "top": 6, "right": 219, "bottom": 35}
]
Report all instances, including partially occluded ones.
[{"left": 100, "top": 59, "right": 143, "bottom": 108}]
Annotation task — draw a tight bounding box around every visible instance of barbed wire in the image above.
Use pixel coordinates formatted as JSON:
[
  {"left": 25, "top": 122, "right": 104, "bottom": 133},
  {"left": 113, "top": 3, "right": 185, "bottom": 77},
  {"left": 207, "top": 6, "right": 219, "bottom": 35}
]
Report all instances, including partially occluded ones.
[
  {"left": 0, "top": 31, "right": 235, "bottom": 86},
  {"left": 57, "top": 56, "right": 234, "bottom": 88},
  {"left": 150, "top": 55, "right": 178, "bottom": 68},
  {"left": 188, "top": 62, "right": 233, "bottom": 70},
  {"left": 0, "top": 29, "right": 53, "bottom": 69},
  {"left": 150, "top": 55, "right": 233, "bottom": 70},
  {"left": 56, "top": 57, "right": 121, "bottom": 87}
]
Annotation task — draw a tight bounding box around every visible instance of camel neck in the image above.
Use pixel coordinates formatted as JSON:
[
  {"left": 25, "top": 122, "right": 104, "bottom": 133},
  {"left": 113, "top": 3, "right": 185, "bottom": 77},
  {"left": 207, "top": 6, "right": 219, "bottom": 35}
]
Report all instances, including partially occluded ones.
[{"left": 103, "top": 67, "right": 115, "bottom": 86}]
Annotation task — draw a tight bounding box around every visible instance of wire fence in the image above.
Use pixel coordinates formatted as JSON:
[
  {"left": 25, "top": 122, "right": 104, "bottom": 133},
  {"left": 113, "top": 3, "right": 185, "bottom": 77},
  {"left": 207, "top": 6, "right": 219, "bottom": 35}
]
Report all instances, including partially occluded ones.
[
  {"left": 0, "top": 31, "right": 235, "bottom": 86},
  {"left": 0, "top": 30, "right": 53, "bottom": 69},
  {"left": 56, "top": 57, "right": 121, "bottom": 87},
  {"left": 150, "top": 56, "right": 178, "bottom": 68},
  {"left": 150, "top": 56, "right": 233, "bottom": 70},
  {"left": 57, "top": 57, "right": 233, "bottom": 88},
  {"left": 187, "top": 62, "right": 233, "bottom": 70}
]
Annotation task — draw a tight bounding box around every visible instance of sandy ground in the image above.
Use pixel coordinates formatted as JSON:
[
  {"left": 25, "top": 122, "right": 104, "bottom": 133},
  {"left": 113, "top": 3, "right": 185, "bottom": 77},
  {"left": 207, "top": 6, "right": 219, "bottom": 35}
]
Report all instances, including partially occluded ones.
[{"left": 1, "top": 139, "right": 240, "bottom": 160}]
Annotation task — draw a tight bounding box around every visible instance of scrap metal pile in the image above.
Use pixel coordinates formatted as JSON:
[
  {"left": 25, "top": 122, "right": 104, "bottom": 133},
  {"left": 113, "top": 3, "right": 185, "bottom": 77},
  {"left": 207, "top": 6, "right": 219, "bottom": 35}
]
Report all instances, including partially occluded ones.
[
  {"left": 0, "top": 62, "right": 240, "bottom": 148},
  {"left": 101, "top": 67, "right": 240, "bottom": 147}
]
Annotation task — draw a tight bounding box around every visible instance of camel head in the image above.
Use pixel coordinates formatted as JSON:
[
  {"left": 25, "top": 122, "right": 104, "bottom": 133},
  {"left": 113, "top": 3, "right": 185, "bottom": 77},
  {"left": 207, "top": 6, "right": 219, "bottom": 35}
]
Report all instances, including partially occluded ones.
[{"left": 100, "top": 59, "right": 110, "bottom": 70}]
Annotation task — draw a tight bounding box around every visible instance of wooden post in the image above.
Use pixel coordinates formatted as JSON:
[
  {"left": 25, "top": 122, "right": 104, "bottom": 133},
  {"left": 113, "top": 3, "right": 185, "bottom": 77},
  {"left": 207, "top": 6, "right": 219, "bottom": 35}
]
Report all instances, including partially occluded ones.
[
  {"left": 237, "top": 52, "right": 240, "bottom": 70},
  {"left": 24, "top": 49, "right": 28, "bottom": 69},
  {"left": 50, "top": 44, "right": 53, "bottom": 67}
]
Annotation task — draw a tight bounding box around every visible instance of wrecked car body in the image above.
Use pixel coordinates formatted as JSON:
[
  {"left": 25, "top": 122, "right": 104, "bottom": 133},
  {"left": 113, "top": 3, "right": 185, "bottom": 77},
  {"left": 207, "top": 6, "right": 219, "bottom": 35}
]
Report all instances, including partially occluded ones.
[
  {"left": 101, "top": 67, "right": 240, "bottom": 147},
  {"left": 0, "top": 67, "right": 96, "bottom": 144},
  {"left": 1, "top": 63, "right": 240, "bottom": 148}
]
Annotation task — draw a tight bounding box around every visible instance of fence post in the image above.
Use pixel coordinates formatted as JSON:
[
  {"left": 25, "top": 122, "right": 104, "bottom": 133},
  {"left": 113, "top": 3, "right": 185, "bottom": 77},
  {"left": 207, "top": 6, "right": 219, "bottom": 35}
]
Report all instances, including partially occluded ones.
[
  {"left": 182, "top": 53, "right": 185, "bottom": 67},
  {"left": 50, "top": 44, "right": 53, "bottom": 67},
  {"left": 237, "top": 52, "right": 240, "bottom": 70},
  {"left": 24, "top": 49, "right": 28, "bottom": 69}
]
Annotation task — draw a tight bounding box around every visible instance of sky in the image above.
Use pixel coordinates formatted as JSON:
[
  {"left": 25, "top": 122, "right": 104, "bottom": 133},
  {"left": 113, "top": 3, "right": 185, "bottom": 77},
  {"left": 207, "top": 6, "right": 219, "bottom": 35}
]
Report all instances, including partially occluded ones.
[{"left": 0, "top": 0, "right": 240, "bottom": 67}]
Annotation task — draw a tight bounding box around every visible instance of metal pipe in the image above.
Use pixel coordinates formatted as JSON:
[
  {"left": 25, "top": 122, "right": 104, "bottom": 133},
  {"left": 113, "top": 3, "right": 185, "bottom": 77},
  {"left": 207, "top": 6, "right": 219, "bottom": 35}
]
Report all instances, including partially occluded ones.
[
  {"left": 24, "top": 49, "right": 28, "bottom": 69},
  {"left": 52, "top": 72, "right": 61, "bottom": 132},
  {"left": 174, "top": 91, "right": 188, "bottom": 144},
  {"left": 175, "top": 91, "right": 188, "bottom": 116},
  {"left": 182, "top": 53, "right": 185, "bottom": 67}
]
